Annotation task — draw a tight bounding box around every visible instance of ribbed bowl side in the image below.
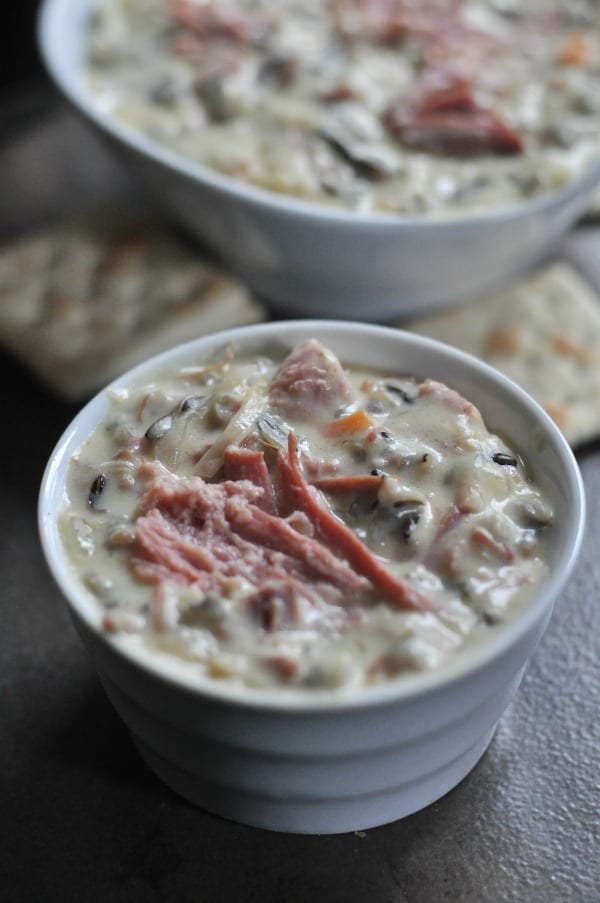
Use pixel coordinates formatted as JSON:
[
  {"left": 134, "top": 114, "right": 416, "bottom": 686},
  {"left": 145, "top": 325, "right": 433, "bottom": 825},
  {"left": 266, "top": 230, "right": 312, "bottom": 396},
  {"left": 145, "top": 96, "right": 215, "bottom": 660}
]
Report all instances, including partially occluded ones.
[
  {"left": 132, "top": 728, "right": 497, "bottom": 834},
  {"left": 73, "top": 610, "right": 550, "bottom": 833}
]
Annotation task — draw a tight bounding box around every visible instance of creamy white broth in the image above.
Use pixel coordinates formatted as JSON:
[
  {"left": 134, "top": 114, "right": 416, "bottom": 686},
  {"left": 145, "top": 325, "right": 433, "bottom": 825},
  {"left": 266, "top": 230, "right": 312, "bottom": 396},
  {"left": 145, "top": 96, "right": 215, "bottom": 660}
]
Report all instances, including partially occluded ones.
[
  {"left": 60, "top": 339, "right": 552, "bottom": 692},
  {"left": 83, "top": 0, "right": 600, "bottom": 216}
]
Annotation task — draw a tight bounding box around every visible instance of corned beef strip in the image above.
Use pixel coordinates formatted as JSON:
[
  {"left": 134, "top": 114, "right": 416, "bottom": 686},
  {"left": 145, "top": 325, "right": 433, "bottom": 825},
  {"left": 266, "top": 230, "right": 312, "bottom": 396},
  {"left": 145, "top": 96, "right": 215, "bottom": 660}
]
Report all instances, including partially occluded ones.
[
  {"left": 384, "top": 36, "right": 523, "bottom": 157},
  {"left": 277, "top": 434, "right": 436, "bottom": 612},
  {"left": 419, "top": 378, "right": 479, "bottom": 416},
  {"left": 222, "top": 447, "right": 276, "bottom": 513},
  {"left": 134, "top": 508, "right": 216, "bottom": 587},
  {"left": 385, "top": 101, "right": 523, "bottom": 156},
  {"left": 134, "top": 473, "right": 278, "bottom": 588},
  {"left": 137, "top": 464, "right": 260, "bottom": 521},
  {"left": 269, "top": 339, "right": 356, "bottom": 420},
  {"left": 225, "top": 495, "right": 368, "bottom": 591}
]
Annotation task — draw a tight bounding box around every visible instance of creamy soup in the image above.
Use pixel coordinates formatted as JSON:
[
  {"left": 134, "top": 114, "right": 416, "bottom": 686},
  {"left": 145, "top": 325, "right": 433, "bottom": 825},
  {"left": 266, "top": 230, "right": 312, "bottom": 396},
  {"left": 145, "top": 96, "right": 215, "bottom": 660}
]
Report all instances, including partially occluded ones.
[
  {"left": 60, "top": 339, "right": 552, "bottom": 692},
  {"left": 84, "top": 0, "right": 600, "bottom": 216}
]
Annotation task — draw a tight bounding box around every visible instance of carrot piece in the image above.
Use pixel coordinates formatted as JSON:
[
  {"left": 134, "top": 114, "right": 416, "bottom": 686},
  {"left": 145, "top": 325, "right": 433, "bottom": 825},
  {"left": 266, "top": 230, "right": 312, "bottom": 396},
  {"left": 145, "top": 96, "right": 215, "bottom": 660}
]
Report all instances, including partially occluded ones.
[
  {"left": 558, "top": 31, "right": 592, "bottom": 66},
  {"left": 277, "top": 434, "right": 435, "bottom": 613},
  {"left": 311, "top": 475, "right": 383, "bottom": 493},
  {"left": 323, "top": 409, "right": 374, "bottom": 438}
]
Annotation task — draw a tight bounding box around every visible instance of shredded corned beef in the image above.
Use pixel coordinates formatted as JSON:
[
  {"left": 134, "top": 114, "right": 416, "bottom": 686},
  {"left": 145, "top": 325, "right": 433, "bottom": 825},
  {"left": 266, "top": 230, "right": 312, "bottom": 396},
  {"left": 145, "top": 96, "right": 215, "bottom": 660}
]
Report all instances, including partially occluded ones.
[
  {"left": 132, "top": 463, "right": 374, "bottom": 626},
  {"left": 133, "top": 433, "right": 434, "bottom": 622}
]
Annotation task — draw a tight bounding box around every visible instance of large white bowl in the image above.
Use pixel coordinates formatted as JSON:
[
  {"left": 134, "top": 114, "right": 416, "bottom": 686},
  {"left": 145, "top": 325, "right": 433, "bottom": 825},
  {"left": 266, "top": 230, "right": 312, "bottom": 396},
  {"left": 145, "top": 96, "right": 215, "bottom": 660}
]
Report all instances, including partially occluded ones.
[
  {"left": 39, "top": 320, "right": 585, "bottom": 834},
  {"left": 38, "top": 0, "right": 600, "bottom": 321}
]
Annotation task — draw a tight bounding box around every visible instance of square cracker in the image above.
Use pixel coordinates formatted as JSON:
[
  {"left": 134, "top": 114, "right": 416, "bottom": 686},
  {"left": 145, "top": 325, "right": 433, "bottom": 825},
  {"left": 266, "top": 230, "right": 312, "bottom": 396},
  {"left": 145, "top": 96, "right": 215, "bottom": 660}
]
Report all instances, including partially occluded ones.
[
  {"left": 0, "top": 207, "right": 265, "bottom": 399},
  {"left": 406, "top": 262, "right": 600, "bottom": 447}
]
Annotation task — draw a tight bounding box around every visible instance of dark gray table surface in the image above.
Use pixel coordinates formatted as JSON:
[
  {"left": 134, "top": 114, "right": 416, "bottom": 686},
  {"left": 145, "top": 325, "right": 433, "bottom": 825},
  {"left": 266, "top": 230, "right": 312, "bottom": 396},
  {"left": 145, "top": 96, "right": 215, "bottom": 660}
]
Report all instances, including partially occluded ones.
[{"left": 2, "top": 89, "right": 599, "bottom": 903}]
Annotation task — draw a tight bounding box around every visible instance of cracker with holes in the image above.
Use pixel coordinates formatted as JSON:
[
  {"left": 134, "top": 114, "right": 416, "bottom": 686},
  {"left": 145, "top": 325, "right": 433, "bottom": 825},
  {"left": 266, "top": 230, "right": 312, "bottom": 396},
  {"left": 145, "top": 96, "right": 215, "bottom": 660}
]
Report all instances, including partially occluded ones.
[
  {"left": 0, "top": 207, "right": 264, "bottom": 398},
  {"left": 407, "top": 263, "right": 600, "bottom": 447}
]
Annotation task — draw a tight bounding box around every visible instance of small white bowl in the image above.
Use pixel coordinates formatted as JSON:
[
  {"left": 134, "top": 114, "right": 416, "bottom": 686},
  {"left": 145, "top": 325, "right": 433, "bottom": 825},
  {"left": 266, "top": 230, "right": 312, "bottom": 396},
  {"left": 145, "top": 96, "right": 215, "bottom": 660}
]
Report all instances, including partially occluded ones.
[
  {"left": 38, "top": 0, "right": 600, "bottom": 321},
  {"left": 39, "top": 320, "right": 585, "bottom": 834}
]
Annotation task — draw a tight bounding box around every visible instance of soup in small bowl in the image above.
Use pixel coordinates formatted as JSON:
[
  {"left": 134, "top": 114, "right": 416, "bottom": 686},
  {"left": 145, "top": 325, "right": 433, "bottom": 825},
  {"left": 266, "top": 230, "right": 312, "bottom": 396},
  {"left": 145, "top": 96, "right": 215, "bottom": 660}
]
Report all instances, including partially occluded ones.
[{"left": 39, "top": 320, "right": 584, "bottom": 833}]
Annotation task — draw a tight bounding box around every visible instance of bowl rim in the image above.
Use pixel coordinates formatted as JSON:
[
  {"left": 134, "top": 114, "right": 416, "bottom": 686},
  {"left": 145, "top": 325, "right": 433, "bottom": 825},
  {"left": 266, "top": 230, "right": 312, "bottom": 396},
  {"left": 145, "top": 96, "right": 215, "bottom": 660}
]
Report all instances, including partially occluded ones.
[
  {"left": 38, "top": 0, "right": 600, "bottom": 230},
  {"left": 38, "top": 319, "right": 586, "bottom": 713}
]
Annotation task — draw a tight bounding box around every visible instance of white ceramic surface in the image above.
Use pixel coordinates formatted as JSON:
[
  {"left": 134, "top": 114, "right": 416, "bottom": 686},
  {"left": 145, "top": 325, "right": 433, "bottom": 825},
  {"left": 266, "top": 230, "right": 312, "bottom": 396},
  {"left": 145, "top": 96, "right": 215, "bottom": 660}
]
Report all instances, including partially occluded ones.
[
  {"left": 39, "top": 321, "right": 585, "bottom": 834},
  {"left": 38, "top": 0, "right": 600, "bottom": 320}
]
